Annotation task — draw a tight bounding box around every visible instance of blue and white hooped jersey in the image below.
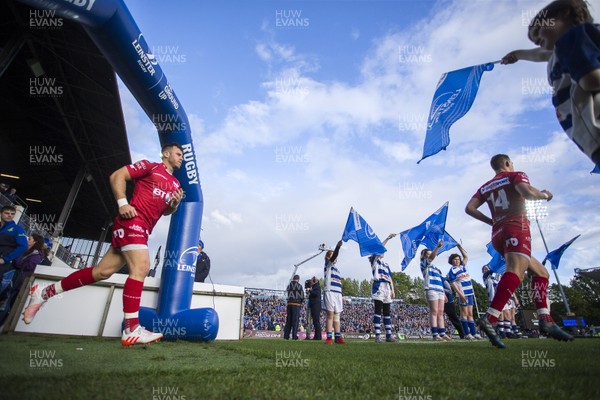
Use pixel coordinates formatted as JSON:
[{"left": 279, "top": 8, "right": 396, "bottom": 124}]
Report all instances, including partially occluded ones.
[
  {"left": 447, "top": 265, "right": 474, "bottom": 297},
  {"left": 420, "top": 259, "right": 444, "bottom": 293},
  {"left": 371, "top": 259, "right": 392, "bottom": 283},
  {"left": 324, "top": 260, "right": 342, "bottom": 294},
  {"left": 483, "top": 270, "right": 499, "bottom": 302}
]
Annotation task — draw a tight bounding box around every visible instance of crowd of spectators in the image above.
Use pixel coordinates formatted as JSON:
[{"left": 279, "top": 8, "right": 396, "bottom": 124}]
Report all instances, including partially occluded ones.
[
  {"left": 1, "top": 182, "right": 20, "bottom": 206},
  {"left": 244, "top": 292, "right": 454, "bottom": 336}
]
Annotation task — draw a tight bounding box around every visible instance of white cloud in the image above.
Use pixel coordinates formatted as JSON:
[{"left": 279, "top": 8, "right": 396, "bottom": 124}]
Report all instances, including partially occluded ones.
[
  {"left": 118, "top": 0, "right": 599, "bottom": 292},
  {"left": 210, "top": 209, "right": 243, "bottom": 227}
]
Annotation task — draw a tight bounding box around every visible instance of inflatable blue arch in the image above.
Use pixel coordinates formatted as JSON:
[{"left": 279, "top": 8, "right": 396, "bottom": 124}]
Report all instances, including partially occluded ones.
[{"left": 18, "top": 0, "right": 218, "bottom": 341}]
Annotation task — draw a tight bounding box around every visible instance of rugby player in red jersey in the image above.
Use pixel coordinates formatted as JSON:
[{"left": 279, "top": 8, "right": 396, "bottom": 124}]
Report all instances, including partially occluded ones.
[
  {"left": 22, "top": 143, "right": 185, "bottom": 347},
  {"left": 465, "top": 154, "right": 573, "bottom": 348}
]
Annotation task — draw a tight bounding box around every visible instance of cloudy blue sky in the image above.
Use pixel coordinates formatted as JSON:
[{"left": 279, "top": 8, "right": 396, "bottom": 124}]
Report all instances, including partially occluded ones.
[{"left": 119, "top": 0, "right": 599, "bottom": 291}]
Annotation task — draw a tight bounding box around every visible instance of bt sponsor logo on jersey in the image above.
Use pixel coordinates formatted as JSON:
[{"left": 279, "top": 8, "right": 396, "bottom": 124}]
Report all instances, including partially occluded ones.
[
  {"left": 152, "top": 187, "right": 174, "bottom": 204},
  {"left": 131, "top": 161, "right": 148, "bottom": 171}
]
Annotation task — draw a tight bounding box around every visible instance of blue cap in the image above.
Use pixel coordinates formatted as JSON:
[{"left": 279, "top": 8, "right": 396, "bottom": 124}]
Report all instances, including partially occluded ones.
[{"left": 198, "top": 240, "right": 204, "bottom": 248}]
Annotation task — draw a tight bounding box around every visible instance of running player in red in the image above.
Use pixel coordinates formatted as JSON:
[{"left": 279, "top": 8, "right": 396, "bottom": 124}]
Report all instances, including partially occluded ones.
[
  {"left": 465, "top": 154, "right": 573, "bottom": 348},
  {"left": 22, "top": 143, "right": 185, "bottom": 347}
]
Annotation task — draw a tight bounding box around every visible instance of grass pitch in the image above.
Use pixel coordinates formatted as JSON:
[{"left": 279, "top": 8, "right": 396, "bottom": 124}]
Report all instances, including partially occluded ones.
[{"left": 0, "top": 334, "right": 598, "bottom": 400}]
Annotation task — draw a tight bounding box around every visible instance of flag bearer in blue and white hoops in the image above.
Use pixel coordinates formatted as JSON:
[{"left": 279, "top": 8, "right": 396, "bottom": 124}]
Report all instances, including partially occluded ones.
[{"left": 369, "top": 233, "right": 397, "bottom": 343}]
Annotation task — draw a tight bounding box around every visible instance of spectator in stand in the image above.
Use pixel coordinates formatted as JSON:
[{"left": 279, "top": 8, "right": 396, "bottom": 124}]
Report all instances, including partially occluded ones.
[
  {"left": 5, "top": 188, "right": 17, "bottom": 203},
  {"left": 194, "top": 240, "right": 211, "bottom": 283},
  {"left": 0, "top": 183, "right": 9, "bottom": 197},
  {"left": 11, "top": 233, "right": 45, "bottom": 293},
  {"left": 0, "top": 205, "right": 28, "bottom": 278},
  {"left": 241, "top": 290, "right": 455, "bottom": 338},
  {"left": 0, "top": 233, "right": 45, "bottom": 318}
]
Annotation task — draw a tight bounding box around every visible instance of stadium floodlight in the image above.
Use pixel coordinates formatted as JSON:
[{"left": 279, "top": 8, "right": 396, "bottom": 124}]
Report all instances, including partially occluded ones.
[{"left": 525, "top": 200, "right": 571, "bottom": 315}]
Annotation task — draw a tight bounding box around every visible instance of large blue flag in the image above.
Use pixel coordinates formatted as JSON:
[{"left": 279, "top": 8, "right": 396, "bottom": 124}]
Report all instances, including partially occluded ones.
[
  {"left": 418, "top": 63, "right": 495, "bottom": 163},
  {"left": 399, "top": 202, "right": 457, "bottom": 270},
  {"left": 342, "top": 207, "right": 387, "bottom": 257},
  {"left": 543, "top": 235, "right": 581, "bottom": 270},
  {"left": 486, "top": 242, "right": 506, "bottom": 273}
]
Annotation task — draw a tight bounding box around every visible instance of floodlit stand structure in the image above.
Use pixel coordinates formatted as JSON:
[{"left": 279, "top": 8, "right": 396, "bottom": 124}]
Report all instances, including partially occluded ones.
[
  {"left": 11, "top": 0, "right": 217, "bottom": 340},
  {"left": 525, "top": 200, "right": 572, "bottom": 315}
]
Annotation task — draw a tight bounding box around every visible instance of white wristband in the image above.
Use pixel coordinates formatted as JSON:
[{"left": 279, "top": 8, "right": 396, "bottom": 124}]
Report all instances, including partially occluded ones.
[{"left": 117, "top": 198, "right": 128, "bottom": 207}]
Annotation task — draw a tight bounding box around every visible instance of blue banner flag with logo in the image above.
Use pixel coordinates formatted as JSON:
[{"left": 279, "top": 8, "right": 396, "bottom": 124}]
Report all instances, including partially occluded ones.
[
  {"left": 486, "top": 242, "right": 506, "bottom": 273},
  {"left": 399, "top": 202, "right": 457, "bottom": 270},
  {"left": 543, "top": 235, "right": 581, "bottom": 270},
  {"left": 423, "top": 230, "right": 459, "bottom": 254},
  {"left": 341, "top": 207, "right": 387, "bottom": 257},
  {"left": 418, "top": 63, "right": 495, "bottom": 163}
]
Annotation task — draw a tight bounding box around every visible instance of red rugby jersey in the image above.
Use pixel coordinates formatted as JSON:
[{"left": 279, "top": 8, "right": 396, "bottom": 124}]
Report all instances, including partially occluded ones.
[
  {"left": 472, "top": 171, "right": 530, "bottom": 227},
  {"left": 119, "top": 160, "right": 181, "bottom": 233}
]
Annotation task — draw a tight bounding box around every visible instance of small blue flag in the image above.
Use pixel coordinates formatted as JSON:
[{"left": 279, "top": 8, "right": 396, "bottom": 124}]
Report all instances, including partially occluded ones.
[
  {"left": 419, "top": 63, "right": 494, "bottom": 163},
  {"left": 591, "top": 165, "right": 600, "bottom": 174},
  {"left": 342, "top": 207, "right": 387, "bottom": 257},
  {"left": 399, "top": 202, "right": 456, "bottom": 270},
  {"left": 486, "top": 242, "right": 506, "bottom": 274},
  {"left": 423, "top": 230, "right": 458, "bottom": 254},
  {"left": 543, "top": 235, "right": 581, "bottom": 270}
]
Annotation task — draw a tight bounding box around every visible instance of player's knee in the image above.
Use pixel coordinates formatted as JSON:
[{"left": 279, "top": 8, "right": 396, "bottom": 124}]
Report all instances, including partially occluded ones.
[
  {"left": 333, "top": 313, "right": 340, "bottom": 323},
  {"left": 129, "top": 263, "right": 150, "bottom": 279},
  {"left": 95, "top": 270, "right": 113, "bottom": 280}
]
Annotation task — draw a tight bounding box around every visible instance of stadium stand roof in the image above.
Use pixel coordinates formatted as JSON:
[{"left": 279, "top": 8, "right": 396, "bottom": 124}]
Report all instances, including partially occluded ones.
[
  {"left": 575, "top": 267, "right": 600, "bottom": 283},
  {"left": 0, "top": 1, "right": 131, "bottom": 241}
]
